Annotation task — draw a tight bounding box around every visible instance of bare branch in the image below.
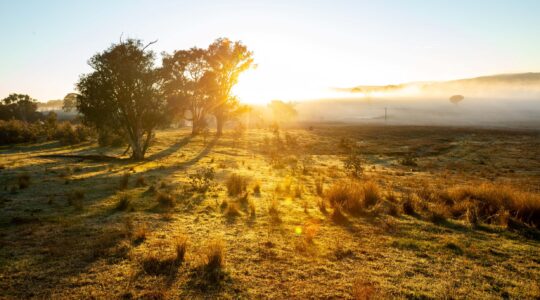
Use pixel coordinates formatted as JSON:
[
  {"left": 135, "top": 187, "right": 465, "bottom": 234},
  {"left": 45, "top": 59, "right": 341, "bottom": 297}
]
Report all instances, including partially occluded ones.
[{"left": 143, "top": 39, "right": 158, "bottom": 51}]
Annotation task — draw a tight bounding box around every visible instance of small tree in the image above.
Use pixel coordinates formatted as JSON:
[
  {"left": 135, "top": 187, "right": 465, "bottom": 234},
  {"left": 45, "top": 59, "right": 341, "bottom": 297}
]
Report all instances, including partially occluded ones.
[
  {"left": 76, "top": 39, "right": 166, "bottom": 160},
  {"left": 344, "top": 148, "right": 363, "bottom": 177}
]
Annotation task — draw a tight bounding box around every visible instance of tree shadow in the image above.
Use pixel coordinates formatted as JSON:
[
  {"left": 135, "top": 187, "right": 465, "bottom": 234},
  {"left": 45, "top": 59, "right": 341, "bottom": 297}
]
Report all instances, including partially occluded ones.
[{"left": 147, "top": 135, "right": 192, "bottom": 161}]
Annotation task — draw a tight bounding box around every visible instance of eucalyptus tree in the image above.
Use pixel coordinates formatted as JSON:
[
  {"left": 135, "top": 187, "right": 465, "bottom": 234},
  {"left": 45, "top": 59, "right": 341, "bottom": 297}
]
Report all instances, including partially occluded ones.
[{"left": 76, "top": 39, "right": 166, "bottom": 160}]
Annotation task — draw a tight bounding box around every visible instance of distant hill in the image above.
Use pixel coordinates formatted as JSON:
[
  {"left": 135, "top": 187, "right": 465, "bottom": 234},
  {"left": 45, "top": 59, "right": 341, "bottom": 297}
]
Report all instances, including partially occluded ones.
[{"left": 344, "top": 73, "right": 540, "bottom": 96}]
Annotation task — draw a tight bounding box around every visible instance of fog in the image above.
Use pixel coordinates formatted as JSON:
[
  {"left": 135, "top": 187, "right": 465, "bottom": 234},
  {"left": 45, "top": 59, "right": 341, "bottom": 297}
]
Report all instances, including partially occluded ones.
[{"left": 294, "top": 73, "right": 540, "bottom": 129}]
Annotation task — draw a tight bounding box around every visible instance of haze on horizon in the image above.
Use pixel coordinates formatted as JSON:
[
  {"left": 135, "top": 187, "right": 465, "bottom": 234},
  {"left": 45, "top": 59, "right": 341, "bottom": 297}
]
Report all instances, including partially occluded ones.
[{"left": 1, "top": 0, "right": 540, "bottom": 104}]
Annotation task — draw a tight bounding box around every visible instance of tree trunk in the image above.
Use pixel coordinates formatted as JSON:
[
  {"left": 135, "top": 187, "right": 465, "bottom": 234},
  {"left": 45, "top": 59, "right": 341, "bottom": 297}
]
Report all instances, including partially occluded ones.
[
  {"left": 131, "top": 142, "right": 145, "bottom": 160},
  {"left": 191, "top": 122, "right": 199, "bottom": 135},
  {"left": 216, "top": 114, "right": 225, "bottom": 136}
]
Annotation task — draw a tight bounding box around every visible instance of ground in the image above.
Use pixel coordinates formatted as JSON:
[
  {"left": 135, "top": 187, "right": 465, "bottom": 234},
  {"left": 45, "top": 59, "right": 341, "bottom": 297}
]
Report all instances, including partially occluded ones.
[{"left": 0, "top": 124, "right": 539, "bottom": 299}]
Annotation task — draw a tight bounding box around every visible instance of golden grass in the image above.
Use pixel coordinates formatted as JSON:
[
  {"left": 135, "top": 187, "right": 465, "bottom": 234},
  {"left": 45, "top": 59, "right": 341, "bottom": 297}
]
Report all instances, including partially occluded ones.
[
  {"left": 156, "top": 192, "right": 175, "bottom": 208},
  {"left": 325, "top": 180, "right": 382, "bottom": 214},
  {"left": 438, "top": 183, "right": 540, "bottom": 227},
  {"left": 225, "top": 173, "right": 250, "bottom": 196},
  {"left": 1, "top": 126, "right": 539, "bottom": 299}
]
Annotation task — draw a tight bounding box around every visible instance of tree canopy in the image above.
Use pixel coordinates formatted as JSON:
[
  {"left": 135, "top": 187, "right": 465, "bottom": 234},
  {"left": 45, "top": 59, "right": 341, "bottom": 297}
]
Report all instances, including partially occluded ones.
[
  {"left": 76, "top": 39, "right": 166, "bottom": 160},
  {"left": 0, "top": 93, "right": 41, "bottom": 122},
  {"left": 205, "top": 38, "right": 254, "bottom": 135}
]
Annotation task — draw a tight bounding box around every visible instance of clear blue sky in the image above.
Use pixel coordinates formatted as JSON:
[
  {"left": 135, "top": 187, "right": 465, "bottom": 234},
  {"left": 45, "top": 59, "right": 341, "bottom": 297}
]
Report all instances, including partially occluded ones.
[{"left": 1, "top": 0, "right": 539, "bottom": 103}]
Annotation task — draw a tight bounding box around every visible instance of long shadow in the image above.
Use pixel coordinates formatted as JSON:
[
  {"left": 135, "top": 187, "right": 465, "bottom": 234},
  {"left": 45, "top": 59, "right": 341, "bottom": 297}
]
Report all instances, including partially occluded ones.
[
  {"left": 0, "top": 134, "right": 225, "bottom": 297},
  {"left": 176, "top": 137, "right": 218, "bottom": 169},
  {"left": 147, "top": 135, "right": 192, "bottom": 161}
]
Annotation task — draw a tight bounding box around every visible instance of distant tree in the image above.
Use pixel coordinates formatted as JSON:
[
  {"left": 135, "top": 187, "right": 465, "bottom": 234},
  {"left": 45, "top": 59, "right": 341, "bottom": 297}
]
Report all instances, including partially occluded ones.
[
  {"left": 76, "top": 39, "right": 166, "bottom": 160},
  {"left": 0, "top": 93, "right": 41, "bottom": 122},
  {"left": 205, "top": 38, "right": 254, "bottom": 135},
  {"left": 62, "top": 93, "right": 79, "bottom": 112},
  {"left": 162, "top": 48, "right": 216, "bottom": 135},
  {"left": 268, "top": 100, "right": 298, "bottom": 125},
  {"left": 449, "top": 95, "right": 464, "bottom": 105}
]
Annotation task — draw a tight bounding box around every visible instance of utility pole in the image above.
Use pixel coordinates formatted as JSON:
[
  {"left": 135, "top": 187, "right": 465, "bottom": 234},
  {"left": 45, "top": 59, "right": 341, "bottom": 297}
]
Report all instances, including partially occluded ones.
[{"left": 384, "top": 107, "right": 387, "bottom": 121}]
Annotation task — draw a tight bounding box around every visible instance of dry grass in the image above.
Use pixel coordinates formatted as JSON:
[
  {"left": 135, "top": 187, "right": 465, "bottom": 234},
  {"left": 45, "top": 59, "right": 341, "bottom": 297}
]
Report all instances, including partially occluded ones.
[
  {"left": 17, "top": 173, "right": 30, "bottom": 189},
  {"left": 225, "top": 173, "right": 250, "bottom": 196},
  {"left": 325, "top": 180, "right": 382, "bottom": 214},
  {"left": 119, "top": 173, "right": 130, "bottom": 190},
  {"left": 352, "top": 279, "right": 380, "bottom": 300},
  {"left": 174, "top": 235, "right": 188, "bottom": 263},
  {"left": 1, "top": 126, "right": 539, "bottom": 299},
  {"left": 203, "top": 239, "right": 225, "bottom": 271},
  {"left": 437, "top": 183, "right": 540, "bottom": 227},
  {"left": 224, "top": 201, "right": 242, "bottom": 218},
  {"left": 156, "top": 192, "right": 175, "bottom": 208},
  {"left": 67, "top": 189, "right": 85, "bottom": 209},
  {"left": 116, "top": 193, "right": 132, "bottom": 211},
  {"left": 253, "top": 182, "right": 261, "bottom": 195},
  {"left": 135, "top": 175, "right": 147, "bottom": 187}
]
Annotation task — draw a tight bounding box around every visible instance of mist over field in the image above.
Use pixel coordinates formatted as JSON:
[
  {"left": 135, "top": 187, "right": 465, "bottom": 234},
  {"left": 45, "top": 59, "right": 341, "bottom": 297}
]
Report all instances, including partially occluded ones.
[{"left": 295, "top": 73, "right": 540, "bottom": 128}]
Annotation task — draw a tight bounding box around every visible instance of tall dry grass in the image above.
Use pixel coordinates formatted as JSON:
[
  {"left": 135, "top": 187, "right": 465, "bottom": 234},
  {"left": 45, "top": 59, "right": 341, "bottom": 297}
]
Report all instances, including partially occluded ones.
[
  {"left": 325, "top": 180, "right": 382, "bottom": 215},
  {"left": 436, "top": 183, "right": 540, "bottom": 227}
]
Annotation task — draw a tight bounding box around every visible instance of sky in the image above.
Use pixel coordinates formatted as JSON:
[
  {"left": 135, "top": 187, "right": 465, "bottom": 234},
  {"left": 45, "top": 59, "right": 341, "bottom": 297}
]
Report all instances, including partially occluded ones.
[{"left": 0, "top": 0, "right": 539, "bottom": 104}]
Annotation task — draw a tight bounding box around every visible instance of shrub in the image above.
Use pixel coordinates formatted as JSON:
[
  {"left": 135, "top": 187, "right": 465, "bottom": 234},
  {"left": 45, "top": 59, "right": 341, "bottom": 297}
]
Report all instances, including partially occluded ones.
[
  {"left": 189, "top": 167, "right": 215, "bottom": 192},
  {"left": 17, "top": 173, "right": 30, "bottom": 189},
  {"left": 225, "top": 173, "right": 250, "bottom": 196},
  {"left": 400, "top": 154, "right": 418, "bottom": 167},
  {"left": 54, "top": 122, "right": 94, "bottom": 145},
  {"left": 0, "top": 120, "right": 41, "bottom": 144},
  {"left": 344, "top": 148, "right": 363, "bottom": 177}
]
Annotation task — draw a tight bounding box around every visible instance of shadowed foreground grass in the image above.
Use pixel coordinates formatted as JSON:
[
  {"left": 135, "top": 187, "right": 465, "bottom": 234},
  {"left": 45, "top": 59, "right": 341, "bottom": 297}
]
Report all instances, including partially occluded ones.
[{"left": 0, "top": 125, "right": 539, "bottom": 299}]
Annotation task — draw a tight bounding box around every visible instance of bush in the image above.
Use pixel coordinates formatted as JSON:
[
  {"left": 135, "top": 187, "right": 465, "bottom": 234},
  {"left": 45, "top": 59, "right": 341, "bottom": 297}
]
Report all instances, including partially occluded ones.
[
  {"left": 0, "top": 120, "right": 41, "bottom": 144},
  {"left": 344, "top": 148, "right": 363, "bottom": 177},
  {"left": 225, "top": 173, "right": 250, "bottom": 196},
  {"left": 189, "top": 167, "right": 215, "bottom": 192},
  {"left": 0, "top": 119, "right": 94, "bottom": 145},
  {"left": 54, "top": 122, "right": 94, "bottom": 145}
]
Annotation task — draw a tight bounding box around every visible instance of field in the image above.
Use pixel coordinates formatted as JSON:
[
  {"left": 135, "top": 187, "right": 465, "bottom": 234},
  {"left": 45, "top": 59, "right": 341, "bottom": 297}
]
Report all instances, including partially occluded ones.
[{"left": 0, "top": 124, "right": 539, "bottom": 299}]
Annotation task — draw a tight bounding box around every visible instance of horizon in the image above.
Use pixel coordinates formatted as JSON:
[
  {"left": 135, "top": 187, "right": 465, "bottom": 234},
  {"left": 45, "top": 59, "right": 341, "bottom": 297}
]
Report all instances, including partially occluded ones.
[{"left": 1, "top": 0, "right": 540, "bottom": 104}]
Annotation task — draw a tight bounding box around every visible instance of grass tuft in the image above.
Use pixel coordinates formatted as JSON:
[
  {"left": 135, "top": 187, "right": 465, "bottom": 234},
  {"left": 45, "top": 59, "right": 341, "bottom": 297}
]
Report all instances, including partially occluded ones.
[{"left": 226, "top": 173, "right": 250, "bottom": 196}]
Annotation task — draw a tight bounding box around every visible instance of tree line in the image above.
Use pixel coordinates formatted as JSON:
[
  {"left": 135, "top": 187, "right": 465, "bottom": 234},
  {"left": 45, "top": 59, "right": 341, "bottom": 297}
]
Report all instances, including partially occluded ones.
[
  {"left": 75, "top": 37, "right": 254, "bottom": 160},
  {"left": 1, "top": 37, "right": 298, "bottom": 159}
]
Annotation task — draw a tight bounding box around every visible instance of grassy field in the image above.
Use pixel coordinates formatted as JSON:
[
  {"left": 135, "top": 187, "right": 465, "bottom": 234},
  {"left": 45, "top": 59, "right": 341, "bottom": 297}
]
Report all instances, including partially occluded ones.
[{"left": 0, "top": 124, "right": 539, "bottom": 299}]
